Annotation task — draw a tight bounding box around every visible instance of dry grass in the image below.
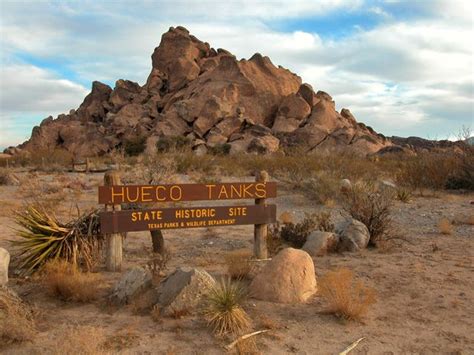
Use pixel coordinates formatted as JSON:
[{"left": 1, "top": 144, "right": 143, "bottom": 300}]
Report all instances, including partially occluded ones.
[
  {"left": 103, "top": 325, "right": 140, "bottom": 352},
  {"left": 438, "top": 218, "right": 454, "bottom": 235},
  {"left": 235, "top": 337, "right": 259, "bottom": 354},
  {"left": 42, "top": 260, "right": 102, "bottom": 302},
  {"left": 319, "top": 268, "right": 377, "bottom": 321},
  {"left": 46, "top": 325, "right": 107, "bottom": 355},
  {"left": 0, "top": 287, "right": 35, "bottom": 345},
  {"left": 150, "top": 305, "right": 161, "bottom": 322},
  {"left": 225, "top": 249, "right": 253, "bottom": 280},
  {"left": 257, "top": 314, "right": 281, "bottom": 330},
  {"left": 204, "top": 278, "right": 251, "bottom": 336}
]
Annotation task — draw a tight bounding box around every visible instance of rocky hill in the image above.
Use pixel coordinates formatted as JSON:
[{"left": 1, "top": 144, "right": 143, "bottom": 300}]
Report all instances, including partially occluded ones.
[{"left": 6, "top": 26, "right": 396, "bottom": 157}]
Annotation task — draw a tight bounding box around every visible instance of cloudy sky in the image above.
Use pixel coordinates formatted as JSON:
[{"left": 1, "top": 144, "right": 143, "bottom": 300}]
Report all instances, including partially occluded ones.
[{"left": 0, "top": 0, "right": 473, "bottom": 149}]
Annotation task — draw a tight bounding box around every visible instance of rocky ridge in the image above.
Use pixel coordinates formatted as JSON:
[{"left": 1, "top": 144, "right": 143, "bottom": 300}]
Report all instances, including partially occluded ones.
[{"left": 6, "top": 26, "right": 396, "bottom": 157}]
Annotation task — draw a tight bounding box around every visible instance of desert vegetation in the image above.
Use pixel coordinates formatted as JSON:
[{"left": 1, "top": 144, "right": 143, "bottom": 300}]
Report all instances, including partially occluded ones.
[
  {"left": 204, "top": 278, "right": 251, "bottom": 337},
  {"left": 41, "top": 260, "right": 102, "bottom": 302},
  {"left": 319, "top": 268, "right": 377, "bottom": 321},
  {"left": 1, "top": 143, "right": 473, "bottom": 353}
]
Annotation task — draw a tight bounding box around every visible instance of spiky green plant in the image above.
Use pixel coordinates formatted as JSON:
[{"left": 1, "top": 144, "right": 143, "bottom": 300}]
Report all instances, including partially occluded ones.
[
  {"left": 204, "top": 278, "right": 251, "bottom": 336},
  {"left": 396, "top": 189, "right": 412, "bottom": 203},
  {"left": 11, "top": 205, "right": 103, "bottom": 274}
]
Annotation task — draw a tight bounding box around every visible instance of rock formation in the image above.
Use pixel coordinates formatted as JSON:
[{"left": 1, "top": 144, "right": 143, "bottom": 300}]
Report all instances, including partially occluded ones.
[{"left": 6, "top": 26, "right": 394, "bottom": 157}]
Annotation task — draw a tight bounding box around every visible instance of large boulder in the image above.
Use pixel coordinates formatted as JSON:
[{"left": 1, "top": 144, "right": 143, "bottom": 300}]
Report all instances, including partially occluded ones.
[
  {"left": 302, "top": 231, "right": 339, "bottom": 257},
  {"left": 336, "top": 219, "right": 370, "bottom": 252},
  {"left": 0, "top": 248, "right": 10, "bottom": 286},
  {"left": 156, "top": 267, "right": 215, "bottom": 316},
  {"left": 109, "top": 267, "right": 153, "bottom": 305},
  {"left": 250, "top": 248, "right": 317, "bottom": 303}
]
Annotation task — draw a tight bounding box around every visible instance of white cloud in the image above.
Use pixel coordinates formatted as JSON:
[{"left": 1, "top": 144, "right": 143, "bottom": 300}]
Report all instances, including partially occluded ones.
[
  {"left": 0, "top": 62, "right": 89, "bottom": 147},
  {"left": 0, "top": 63, "right": 88, "bottom": 113}
]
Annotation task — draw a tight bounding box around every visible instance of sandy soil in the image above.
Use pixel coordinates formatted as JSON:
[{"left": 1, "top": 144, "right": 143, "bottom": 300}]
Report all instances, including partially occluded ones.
[{"left": 1, "top": 170, "right": 473, "bottom": 354}]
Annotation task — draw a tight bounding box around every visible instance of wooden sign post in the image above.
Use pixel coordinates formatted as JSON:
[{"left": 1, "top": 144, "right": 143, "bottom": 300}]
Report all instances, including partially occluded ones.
[
  {"left": 104, "top": 171, "right": 123, "bottom": 272},
  {"left": 254, "top": 171, "right": 269, "bottom": 259},
  {"left": 99, "top": 170, "right": 277, "bottom": 268}
]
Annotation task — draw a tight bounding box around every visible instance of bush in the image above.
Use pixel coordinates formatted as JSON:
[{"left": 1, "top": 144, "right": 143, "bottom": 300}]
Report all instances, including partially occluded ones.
[
  {"left": 0, "top": 168, "right": 12, "bottom": 185},
  {"left": 0, "top": 287, "right": 35, "bottom": 345},
  {"left": 280, "top": 213, "right": 318, "bottom": 248},
  {"left": 267, "top": 223, "right": 286, "bottom": 256},
  {"left": 42, "top": 260, "right": 101, "bottom": 302},
  {"left": 208, "top": 143, "right": 231, "bottom": 156},
  {"left": 396, "top": 188, "right": 411, "bottom": 203},
  {"left": 445, "top": 153, "right": 474, "bottom": 190},
  {"left": 204, "top": 278, "right": 251, "bottom": 336},
  {"left": 341, "top": 182, "right": 393, "bottom": 246},
  {"left": 319, "top": 268, "right": 376, "bottom": 321},
  {"left": 156, "top": 136, "right": 191, "bottom": 153},
  {"left": 225, "top": 250, "right": 253, "bottom": 280},
  {"left": 124, "top": 136, "right": 147, "bottom": 156},
  {"left": 299, "top": 174, "right": 340, "bottom": 205},
  {"left": 314, "top": 211, "right": 334, "bottom": 232},
  {"left": 12, "top": 205, "right": 103, "bottom": 274},
  {"left": 396, "top": 153, "right": 458, "bottom": 193},
  {"left": 438, "top": 218, "right": 453, "bottom": 235}
]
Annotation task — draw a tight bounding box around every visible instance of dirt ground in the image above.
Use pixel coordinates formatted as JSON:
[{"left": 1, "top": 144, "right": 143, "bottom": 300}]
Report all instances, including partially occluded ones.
[{"left": 1, "top": 170, "right": 473, "bottom": 354}]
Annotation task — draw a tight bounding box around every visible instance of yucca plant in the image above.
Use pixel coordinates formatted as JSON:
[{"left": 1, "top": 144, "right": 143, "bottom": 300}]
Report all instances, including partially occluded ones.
[
  {"left": 204, "top": 278, "right": 251, "bottom": 336},
  {"left": 396, "top": 188, "right": 412, "bottom": 203},
  {"left": 11, "top": 205, "right": 103, "bottom": 274}
]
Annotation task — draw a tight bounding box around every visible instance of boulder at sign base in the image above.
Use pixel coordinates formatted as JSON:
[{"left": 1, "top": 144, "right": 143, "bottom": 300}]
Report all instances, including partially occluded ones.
[
  {"left": 250, "top": 248, "right": 317, "bottom": 303},
  {"left": 109, "top": 267, "right": 153, "bottom": 305},
  {"left": 156, "top": 267, "right": 215, "bottom": 316}
]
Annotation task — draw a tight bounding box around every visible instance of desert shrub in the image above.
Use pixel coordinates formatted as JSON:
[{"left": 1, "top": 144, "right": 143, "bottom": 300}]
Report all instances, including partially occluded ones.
[
  {"left": 396, "top": 153, "right": 458, "bottom": 193},
  {"left": 173, "top": 151, "right": 217, "bottom": 174},
  {"left": 445, "top": 152, "right": 474, "bottom": 190},
  {"left": 267, "top": 223, "right": 286, "bottom": 256},
  {"left": 0, "top": 168, "right": 12, "bottom": 185},
  {"left": 319, "top": 268, "right": 376, "bottom": 321},
  {"left": 280, "top": 213, "right": 318, "bottom": 248},
  {"left": 42, "top": 260, "right": 101, "bottom": 302},
  {"left": 299, "top": 174, "right": 340, "bottom": 205},
  {"left": 0, "top": 287, "right": 35, "bottom": 345},
  {"left": 12, "top": 205, "right": 103, "bottom": 274},
  {"left": 314, "top": 211, "right": 335, "bottom": 232},
  {"left": 396, "top": 188, "right": 411, "bottom": 203},
  {"left": 341, "top": 182, "right": 393, "bottom": 246},
  {"left": 438, "top": 218, "right": 453, "bottom": 235},
  {"left": 208, "top": 143, "right": 231, "bottom": 156},
  {"left": 140, "top": 155, "right": 177, "bottom": 184},
  {"left": 28, "top": 148, "right": 74, "bottom": 171},
  {"left": 146, "top": 247, "right": 172, "bottom": 276},
  {"left": 225, "top": 250, "right": 253, "bottom": 280},
  {"left": 204, "top": 278, "right": 251, "bottom": 336},
  {"left": 124, "top": 136, "right": 147, "bottom": 156},
  {"left": 156, "top": 136, "right": 191, "bottom": 153}
]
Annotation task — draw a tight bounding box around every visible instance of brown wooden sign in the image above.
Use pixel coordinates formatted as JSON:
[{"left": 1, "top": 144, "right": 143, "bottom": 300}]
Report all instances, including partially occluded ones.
[
  {"left": 100, "top": 204, "right": 276, "bottom": 233},
  {"left": 98, "top": 182, "right": 277, "bottom": 204}
]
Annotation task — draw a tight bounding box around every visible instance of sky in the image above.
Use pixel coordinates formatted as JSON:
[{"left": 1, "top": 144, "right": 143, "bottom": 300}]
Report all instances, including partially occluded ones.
[{"left": 0, "top": 0, "right": 473, "bottom": 149}]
